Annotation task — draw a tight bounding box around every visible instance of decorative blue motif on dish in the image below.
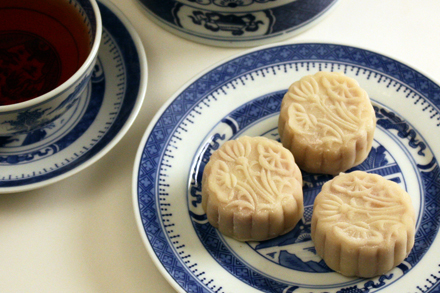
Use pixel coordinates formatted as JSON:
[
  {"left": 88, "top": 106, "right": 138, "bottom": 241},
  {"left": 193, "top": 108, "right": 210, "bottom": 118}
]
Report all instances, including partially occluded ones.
[
  {"left": 187, "top": 10, "right": 268, "bottom": 35},
  {"left": 136, "top": 43, "right": 440, "bottom": 292},
  {"left": 186, "top": 0, "right": 277, "bottom": 8}
]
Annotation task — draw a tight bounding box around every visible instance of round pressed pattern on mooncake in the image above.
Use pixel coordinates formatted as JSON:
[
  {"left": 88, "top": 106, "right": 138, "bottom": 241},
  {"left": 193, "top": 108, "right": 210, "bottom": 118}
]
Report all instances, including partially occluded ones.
[
  {"left": 311, "top": 171, "right": 416, "bottom": 278},
  {"left": 202, "top": 136, "right": 304, "bottom": 241},
  {"left": 278, "top": 71, "right": 376, "bottom": 175}
]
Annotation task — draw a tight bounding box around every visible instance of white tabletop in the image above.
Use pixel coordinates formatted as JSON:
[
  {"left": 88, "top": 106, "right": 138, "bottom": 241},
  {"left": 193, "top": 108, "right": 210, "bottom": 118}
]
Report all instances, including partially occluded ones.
[{"left": 1, "top": 0, "right": 439, "bottom": 292}]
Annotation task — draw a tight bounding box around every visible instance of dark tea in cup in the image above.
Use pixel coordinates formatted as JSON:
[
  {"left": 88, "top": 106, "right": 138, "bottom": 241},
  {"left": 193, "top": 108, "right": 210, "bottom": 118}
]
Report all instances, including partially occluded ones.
[{"left": 0, "top": 0, "right": 92, "bottom": 106}]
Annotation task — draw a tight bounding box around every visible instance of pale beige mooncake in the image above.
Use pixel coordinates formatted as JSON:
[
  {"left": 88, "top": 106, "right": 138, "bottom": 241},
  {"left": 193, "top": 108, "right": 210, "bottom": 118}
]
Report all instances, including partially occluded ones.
[
  {"left": 311, "top": 171, "right": 415, "bottom": 278},
  {"left": 278, "top": 71, "right": 376, "bottom": 175},
  {"left": 202, "top": 136, "right": 303, "bottom": 241}
]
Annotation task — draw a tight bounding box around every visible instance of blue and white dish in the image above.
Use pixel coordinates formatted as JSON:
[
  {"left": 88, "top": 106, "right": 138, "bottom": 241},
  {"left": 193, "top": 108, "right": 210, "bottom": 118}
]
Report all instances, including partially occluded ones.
[
  {"left": 133, "top": 42, "right": 440, "bottom": 292},
  {"left": 136, "top": 0, "right": 340, "bottom": 47},
  {"left": 0, "top": 0, "right": 147, "bottom": 193}
]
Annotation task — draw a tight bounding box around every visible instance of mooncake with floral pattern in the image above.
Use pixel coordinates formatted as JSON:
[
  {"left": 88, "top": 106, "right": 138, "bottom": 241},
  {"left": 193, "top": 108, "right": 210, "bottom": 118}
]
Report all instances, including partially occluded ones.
[
  {"left": 278, "top": 71, "right": 376, "bottom": 175},
  {"left": 202, "top": 136, "right": 303, "bottom": 241},
  {"left": 311, "top": 171, "right": 415, "bottom": 278}
]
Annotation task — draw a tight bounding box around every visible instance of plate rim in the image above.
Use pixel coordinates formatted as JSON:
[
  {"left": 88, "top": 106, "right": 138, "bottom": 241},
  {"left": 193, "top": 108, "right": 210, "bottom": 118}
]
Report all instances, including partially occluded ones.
[
  {"left": 0, "top": 0, "right": 148, "bottom": 194},
  {"left": 132, "top": 40, "right": 440, "bottom": 293}
]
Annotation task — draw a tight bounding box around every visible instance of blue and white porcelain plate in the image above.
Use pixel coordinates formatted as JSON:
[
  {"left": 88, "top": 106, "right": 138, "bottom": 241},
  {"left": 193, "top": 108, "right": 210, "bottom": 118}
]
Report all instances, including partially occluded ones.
[
  {"left": 0, "top": 0, "right": 147, "bottom": 193},
  {"left": 133, "top": 42, "right": 440, "bottom": 292}
]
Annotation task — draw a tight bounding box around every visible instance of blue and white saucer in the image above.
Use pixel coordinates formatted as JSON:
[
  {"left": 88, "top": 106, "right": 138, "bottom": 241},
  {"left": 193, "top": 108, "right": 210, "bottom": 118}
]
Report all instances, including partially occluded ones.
[
  {"left": 0, "top": 0, "right": 147, "bottom": 193},
  {"left": 134, "top": 42, "right": 440, "bottom": 292}
]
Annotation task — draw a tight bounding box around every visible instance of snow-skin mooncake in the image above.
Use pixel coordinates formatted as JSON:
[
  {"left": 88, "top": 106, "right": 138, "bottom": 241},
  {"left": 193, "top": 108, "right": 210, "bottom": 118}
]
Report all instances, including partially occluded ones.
[
  {"left": 278, "top": 71, "right": 376, "bottom": 175},
  {"left": 202, "top": 136, "right": 303, "bottom": 241},
  {"left": 311, "top": 171, "right": 415, "bottom": 278}
]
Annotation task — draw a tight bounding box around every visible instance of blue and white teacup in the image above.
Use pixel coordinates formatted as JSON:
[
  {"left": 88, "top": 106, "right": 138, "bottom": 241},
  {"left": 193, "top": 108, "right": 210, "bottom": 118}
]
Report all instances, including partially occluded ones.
[{"left": 0, "top": 0, "right": 102, "bottom": 136}]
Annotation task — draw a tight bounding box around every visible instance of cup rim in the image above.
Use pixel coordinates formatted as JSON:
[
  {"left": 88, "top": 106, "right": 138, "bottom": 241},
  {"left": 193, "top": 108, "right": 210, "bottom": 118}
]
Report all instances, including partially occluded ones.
[{"left": 0, "top": 0, "right": 103, "bottom": 112}]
